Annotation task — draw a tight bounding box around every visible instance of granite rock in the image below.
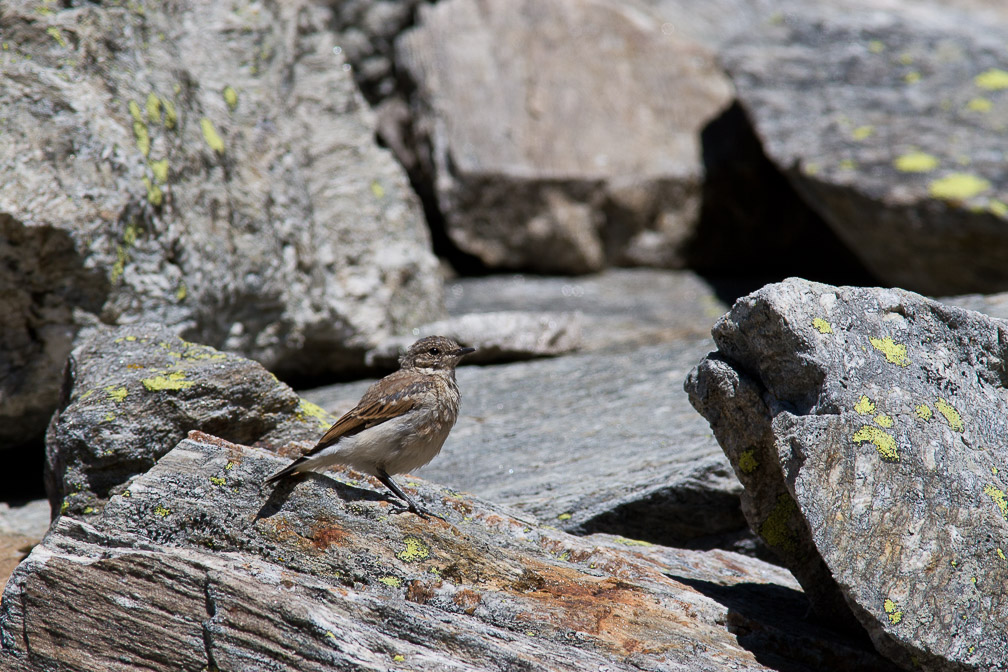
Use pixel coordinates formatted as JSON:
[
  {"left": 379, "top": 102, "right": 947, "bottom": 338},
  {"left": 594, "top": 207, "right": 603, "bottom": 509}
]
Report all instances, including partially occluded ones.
[
  {"left": 0, "top": 0, "right": 441, "bottom": 449},
  {"left": 1, "top": 433, "right": 888, "bottom": 671},
  {"left": 686, "top": 278, "right": 1008, "bottom": 670}
]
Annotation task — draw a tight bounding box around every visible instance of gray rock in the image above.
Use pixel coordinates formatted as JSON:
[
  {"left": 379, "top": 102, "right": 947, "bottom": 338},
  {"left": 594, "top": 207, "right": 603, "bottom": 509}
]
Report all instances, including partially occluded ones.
[
  {"left": 0, "top": 0, "right": 442, "bottom": 449},
  {"left": 1, "top": 433, "right": 889, "bottom": 671},
  {"left": 366, "top": 311, "right": 583, "bottom": 368},
  {"left": 686, "top": 278, "right": 1008, "bottom": 671},
  {"left": 721, "top": 8, "right": 1008, "bottom": 295},
  {"left": 0, "top": 500, "right": 49, "bottom": 591},
  {"left": 44, "top": 324, "right": 328, "bottom": 519},
  {"left": 396, "top": 0, "right": 732, "bottom": 273},
  {"left": 308, "top": 340, "right": 754, "bottom": 554}
]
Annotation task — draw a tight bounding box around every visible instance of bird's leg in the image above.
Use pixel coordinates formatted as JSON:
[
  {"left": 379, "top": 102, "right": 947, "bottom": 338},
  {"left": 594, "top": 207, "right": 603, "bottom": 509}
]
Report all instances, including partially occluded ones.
[{"left": 376, "top": 469, "right": 443, "bottom": 520}]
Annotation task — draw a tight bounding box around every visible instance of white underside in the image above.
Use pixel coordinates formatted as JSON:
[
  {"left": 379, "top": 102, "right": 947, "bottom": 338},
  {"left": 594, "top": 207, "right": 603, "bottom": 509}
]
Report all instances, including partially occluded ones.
[{"left": 293, "top": 406, "right": 456, "bottom": 477}]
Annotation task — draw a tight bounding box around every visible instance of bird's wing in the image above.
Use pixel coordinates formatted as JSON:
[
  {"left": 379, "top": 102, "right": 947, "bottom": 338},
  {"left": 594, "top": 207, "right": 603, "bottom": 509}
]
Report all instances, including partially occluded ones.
[{"left": 304, "top": 371, "right": 430, "bottom": 455}]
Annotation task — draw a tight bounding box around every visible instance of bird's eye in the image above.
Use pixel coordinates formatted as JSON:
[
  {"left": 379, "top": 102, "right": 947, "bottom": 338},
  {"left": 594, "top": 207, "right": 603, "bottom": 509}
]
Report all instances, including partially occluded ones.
[{"left": 428, "top": 347, "right": 440, "bottom": 356}]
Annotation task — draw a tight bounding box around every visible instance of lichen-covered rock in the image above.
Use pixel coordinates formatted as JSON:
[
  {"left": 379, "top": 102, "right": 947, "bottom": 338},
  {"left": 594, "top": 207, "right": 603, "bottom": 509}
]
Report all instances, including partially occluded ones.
[
  {"left": 396, "top": 0, "right": 732, "bottom": 273},
  {"left": 685, "top": 278, "right": 1008, "bottom": 671},
  {"left": 2, "top": 433, "right": 889, "bottom": 671},
  {"left": 721, "top": 8, "right": 1008, "bottom": 295},
  {"left": 45, "top": 324, "right": 331, "bottom": 520},
  {"left": 0, "top": 0, "right": 442, "bottom": 449}
]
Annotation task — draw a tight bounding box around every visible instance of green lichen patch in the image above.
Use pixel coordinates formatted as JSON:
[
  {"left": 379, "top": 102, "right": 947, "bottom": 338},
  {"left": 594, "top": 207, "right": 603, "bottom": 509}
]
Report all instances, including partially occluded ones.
[
  {"left": 200, "top": 117, "right": 225, "bottom": 153},
  {"left": 893, "top": 151, "right": 939, "bottom": 173},
  {"left": 990, "top": 200, "right": 1008, "bottom": 218},
  {"left": 935, "top": 398, "right": 964, "bottom": 432},
  {"left": 869, "top": 336, "right": 909, "bottom": 366},
  {"left": 854, "top": 395, "right": 876, "bottom": 415},
  {"left": 145, "top": 92, "right": 162, "bottom": 124},
  {"left": 175, "top": 282, "right": 187, "bottom": 301},
  {"left": 370, "top": 181, "right": 385, "bottom": 199},
  {"left": 46, "top": 26, "right": 67, "bottom": 48},
  {"left": 610, "top": 537, "right": 652, "bottom": 547},
  {"left": 874, "top": 413, "right": 894, "bottom": 428},
  {"left": 915, "top": 404, "right": 932, "bottom": 421},
  {"left": 149, "top": 158, "right": 169, "bottom": 184},
  {"left": 210, "top": 476, "right": 226, "bottom": 486},
  {"left": 556, "top": 512, "right": 572, "bottom": 521},
  {"left": 853, "top": 425, "right": 899, "bottom": 462},
  {"left": 105, "top": 386, "right": 128, "bottom": 402},
  {"left": 737, "top": 449, "right": 759, "bottom": 474},
  {"left": 928, "top": 173, "right": 991, "bottom": 201},
  {"left": 851, "top": 125, "right": 874, "bottom": 140},
  {"left": 296, "top": 399, "right": 333, "bottom": 428},
  {"left": 975, "top": 68, "right": 1008, "bottom": 91},
  {"left": 133, "top": 119, "right": 151, "bottom": 157},
  {"left": 154, "top": 505, "right": 171, "bottom": 517},
  {"left": 967, "top": 97, "right": 993, "bottom": 113},
  {"left": 812, "top": 317, "right": 833, "bottom": 334},
  {"left": 867, "top": 39, "right": 884, "bottom": 53},
  {"left": 142, "top": 371, "right": 194, "bottom": 391},
  {"left": 378, "top": 575, "right": 402, "bottom": 588},
  {"left": 883, "top": 598, "right": 904, "bottom": 625},
  {"left": 142, "top": 177, "right": 163, "bottom": 206},
  {"left": 162, "top": 97, "right": 177, "bottom": 129},
  {"left": 128, "top": 100, "right": 144, "bottom": 123},
  {"left": 983, "top": 484, "right": 1008, "bottom": 520},
  {"left": 396, "top": 536, "right": 429, "bottom": 563},
  {"left": 759, "top": 494, "right": 800, "bottom": 554},
  {"left": 222, "top": 85, "right": 238, "bottom": 111}
]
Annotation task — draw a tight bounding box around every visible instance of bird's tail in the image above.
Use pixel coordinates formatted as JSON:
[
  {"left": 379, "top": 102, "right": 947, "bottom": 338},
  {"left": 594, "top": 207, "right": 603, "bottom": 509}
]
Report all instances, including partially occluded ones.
[{"left": 264, "top": 456, "right": 308, "bottom": 485}]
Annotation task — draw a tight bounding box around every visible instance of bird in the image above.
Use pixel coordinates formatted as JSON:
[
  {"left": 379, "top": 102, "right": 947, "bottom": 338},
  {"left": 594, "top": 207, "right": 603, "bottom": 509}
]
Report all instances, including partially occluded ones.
[{"left": 265, "top": 335, "right": 475, "bottom": 518}]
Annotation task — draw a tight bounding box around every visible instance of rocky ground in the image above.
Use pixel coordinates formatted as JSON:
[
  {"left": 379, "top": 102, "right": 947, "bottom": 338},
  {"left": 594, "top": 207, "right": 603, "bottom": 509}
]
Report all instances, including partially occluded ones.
[{"left": 3, "top": 0, "right": 1008, "bottom": 670}]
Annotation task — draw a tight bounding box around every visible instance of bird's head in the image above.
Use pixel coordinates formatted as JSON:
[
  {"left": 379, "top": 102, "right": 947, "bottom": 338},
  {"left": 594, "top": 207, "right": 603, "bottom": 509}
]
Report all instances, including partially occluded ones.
[{"left": 400, "top": 335, "right": 476, "bottom": 372}]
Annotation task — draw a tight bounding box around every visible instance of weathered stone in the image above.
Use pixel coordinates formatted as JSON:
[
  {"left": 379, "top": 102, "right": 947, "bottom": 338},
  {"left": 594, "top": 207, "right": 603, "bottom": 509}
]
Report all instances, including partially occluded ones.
[
  {"left": 396, "top": 0, "right": 732, "bottom": 273},
  {"left": 686, "top": 278, "right": 1008, "bottom": 670},
  {"left": 365, "top": 311, "right": 583, "bottom": 368},
  {"left": 308, "top": 340, "right": 755, "bottom": 555},
  {"left": 44, "top": 324, "right": 329, "bottom": 519},
  {"left": 721, "top": 8, "right": 1008, "bottom": 295},
  {"left": 1, "top": 434, "right": 888, "bottom": 671},
  {"left": 0, "top": 0, "right": 442, "bottom": 449}
]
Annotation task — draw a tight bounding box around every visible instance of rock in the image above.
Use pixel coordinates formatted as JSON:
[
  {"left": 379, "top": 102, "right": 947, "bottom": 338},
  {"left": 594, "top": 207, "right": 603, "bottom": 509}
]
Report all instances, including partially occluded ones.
[
  {"left": 0, "top": 500, "right": 49, "bottom": 591},
  {"left": 365, "top": 311, "right": 583, "bottom": 368},
  {"left": 396, "top": 0, "right": 732, "bottom": 273},
  {"left": 0, "top": 0, "right": 442, "bottom": 450},
  {"left": 308, "top": 340, "right": 755, "bottom": 555},
  {"left": 1, "top": 433, "right": 889, "bottom": 671},
  {"left": 720, "top": 7, "right": 1008, "bottom": 295},
  {"left": 685, "top": 278, "right": 1008, "bottom": 670},
  {"left": 44, "top": 324, "right": 330, "bottom": 519}
]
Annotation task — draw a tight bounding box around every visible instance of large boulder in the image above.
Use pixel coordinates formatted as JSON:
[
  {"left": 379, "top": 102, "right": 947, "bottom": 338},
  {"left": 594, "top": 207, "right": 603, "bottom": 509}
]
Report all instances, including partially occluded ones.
[
  {"left": 395, "top": 0, "right": 732, "bottom": 274},
  {"left": 720, "top": 6, "right": 1008, "bottom": 295},
  {"left": 686, "top": 279, "right": 1008, "bottom": 670},
  {"left": 1, "top": 433, "right": 889, "bottom": 671},
  {"left": 0, "top": 0, "right": 442, "bottom": 449}
]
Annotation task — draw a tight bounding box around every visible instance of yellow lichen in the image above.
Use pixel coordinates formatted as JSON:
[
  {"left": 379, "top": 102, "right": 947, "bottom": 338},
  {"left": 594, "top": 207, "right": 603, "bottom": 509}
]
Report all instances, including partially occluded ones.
[
  {"left": 989, "top": 200, "right": 1008, "bottom": 218},
  {"left": 868, "top": 40, "right": 884, "bottom": 53},
  {"left": 915, "top": 404, "right": 932, "bottom": 421},
  {"left": 737, "top": 449, "right": 759, "bottom": 474},
  {"left": 133, "top": 120, "right": 151, "bottom": 157},
  {"left": 975, "top": 68, "right": 1008, "bottom": 91},
  {"left": 105, "top": 386, "right": 128, "bottom": 403},
  {"left": 396, "top": 536, "right": 429, "bottom": 563},
  {"left": 904, "top": 71, "right": 921, "bottom": 84},
  {"left": 853, "top": 425, "right": 899, "bottom": 462},
  {"left": 200, "top": 117, "right": 225, "bottom": 153},
  {"left": 851, "top": 125, "right": 875, "bottom": 141},
  {"left": 142, "top": 177, "right": 163, "bottom": 206},
  {"left": 854, "top": 395, "right": 876, "bottom": 415},
  {"left": 935, "top": 398, "right": 964, "bottom": 432},
  {"left": 142, "top": 371, "right": 194, "bottom": 391},
  {"left": 983, "top": 484, "right": 1008, "bottom": 520},
  {"left": 874, "top": 413, "right": 894, "bottom": 428},
  {"left": 883, "top": 598, "right": 903, "bottom": 625},
  {"left": 222, "top": 85, "right": 238, "bottom": 112},
  {"left": 611, "top": 537, "right": 652, "bottom": 547},
  {"left": 378, "top": 576, "right": 402, "bottom": 588},
  {"left": 760, "top": 495, "right": 800, "bottom": 553},
  {"left": 370, "top": 181, "right": 385, "bottom": 199},
  {"left": 154, "top": 505, "right": 171, "bottom": 517},
  {"left": 556, "top": 512, "right": 572, "bottom": 521},
  {"left": 392, "top": 654, "right": 405, "bottom": 662},
  {"left": 893, "top": 152, "right": 939, "bottom": 173},
  {"left": 296, "top": 399, "right": 334, "bottom": 428},
  {"left": 46, "top": 26, "right": 67, "bottom": 48},
  {"left": 812, "top": 317, "right": 833, "bottom": 334},
  {"left": 967, "top": 97, "right": 992, "bottom": 113},
  {"left": 162, "top": 97, "right": 177, "bottom": 129},
  {"left": 176, "top": 282, "right": 187, "bottom": 301},
  {"left": 869, "top": 337, "right": 909, "bottom": 366},
  {"left": 929, "top": 174, "right": 991, "bottom": 201},
  {"left": 839, "top": 159, "right": 856, "bottom": 171},
  {"left": 145, "top": 92, "right": 162, "bottom": 123},
  {"left": 997, "top": 548, "right": 1006, "bottom": 561},
  {"left": 149, "top": 158, "right": 169, "bottom": 184},
  {"left": 210, "top": 476, "right": 226, "bottom": 486}
]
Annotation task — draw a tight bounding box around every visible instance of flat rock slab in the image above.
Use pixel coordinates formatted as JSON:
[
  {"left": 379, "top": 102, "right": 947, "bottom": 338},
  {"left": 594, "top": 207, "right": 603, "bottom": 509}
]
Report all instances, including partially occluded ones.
[
  {"left": 1, "top": 434, "right": 888, "bottom": 671},
  {"left": 686, "top": 279, "right": 1008, "bottom": 671},
  {"left": 721, "top": 8, "right": 1008, "bottom": 295},
  {"left": 307, "top": 340, "right": 752, "bottom": 553},
  {"left": 397, "top": 0, "right": 731, "bottom": 273}
]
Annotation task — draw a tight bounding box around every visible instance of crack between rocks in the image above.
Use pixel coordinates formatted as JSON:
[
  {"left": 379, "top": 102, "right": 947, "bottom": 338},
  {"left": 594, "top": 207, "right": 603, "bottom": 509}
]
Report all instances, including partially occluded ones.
[{"left": 202, "top": 575, "right": 219, "bottom": 672}]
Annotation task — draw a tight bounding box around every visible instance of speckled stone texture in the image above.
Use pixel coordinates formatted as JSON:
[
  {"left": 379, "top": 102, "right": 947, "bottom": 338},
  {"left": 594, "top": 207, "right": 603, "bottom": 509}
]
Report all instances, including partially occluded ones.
[
  {"left": 686, "top": 278, "right": 1008, "bottom": 671},
  {"left": 0, "top": 0, "right": 441, "bottom": 450},
  {"left": 721, "top": 8, "right": 1008, "bottom": 295},
  {"left": 2, "top": 434, "right": 888, "bottom": 672}
]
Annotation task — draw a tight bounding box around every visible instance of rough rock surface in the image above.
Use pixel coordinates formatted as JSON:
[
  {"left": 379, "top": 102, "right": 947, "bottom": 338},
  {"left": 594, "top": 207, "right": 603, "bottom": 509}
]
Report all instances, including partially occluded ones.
[
  {"left": 1, "top": 433, "right": 888, "bottom": 671},
  {"left": 396, "top": 0, "right": 732, "bottom": 273},
  {"left": 721, "top": 8, "right": 1008, "bottom": 295},
  {"left": 0, "top": 0, "right": 442, "bottom": 449},
  {"left": 308, "top": 341, "right": 753, "bottom": 554},
  {"left": 45, "top": 324, "right": 329, "bottom": 519},
  {"left": 686, "top": 278, "right": 1008, "bottom": 671}
]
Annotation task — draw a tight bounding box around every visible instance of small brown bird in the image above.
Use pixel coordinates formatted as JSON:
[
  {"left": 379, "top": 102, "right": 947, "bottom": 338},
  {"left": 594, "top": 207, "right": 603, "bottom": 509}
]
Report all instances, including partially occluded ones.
[{"left": 265, "top": 336, "right": 475, "bottom": 518}]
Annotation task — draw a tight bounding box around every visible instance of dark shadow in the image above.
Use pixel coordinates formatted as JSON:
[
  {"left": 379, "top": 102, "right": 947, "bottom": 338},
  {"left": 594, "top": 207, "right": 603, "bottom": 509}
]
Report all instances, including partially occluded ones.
[
  {"left": 254, "top": 472, "right": 392, "bottom": 522},
  {"left": 688, "top": 101, "right": 884, "bottom": 306},
  {"left": 672, "top": 575, "right": 884, "bottom": 672},
  {"left": 0, "top": 439, "right": 47, "bottom": 506}
]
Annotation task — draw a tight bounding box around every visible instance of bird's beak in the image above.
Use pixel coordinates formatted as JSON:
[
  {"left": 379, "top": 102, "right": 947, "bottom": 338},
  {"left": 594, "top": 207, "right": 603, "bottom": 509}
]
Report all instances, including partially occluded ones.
[{"left": 456, "top": 346, "right": 476, "bottom": 357}]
